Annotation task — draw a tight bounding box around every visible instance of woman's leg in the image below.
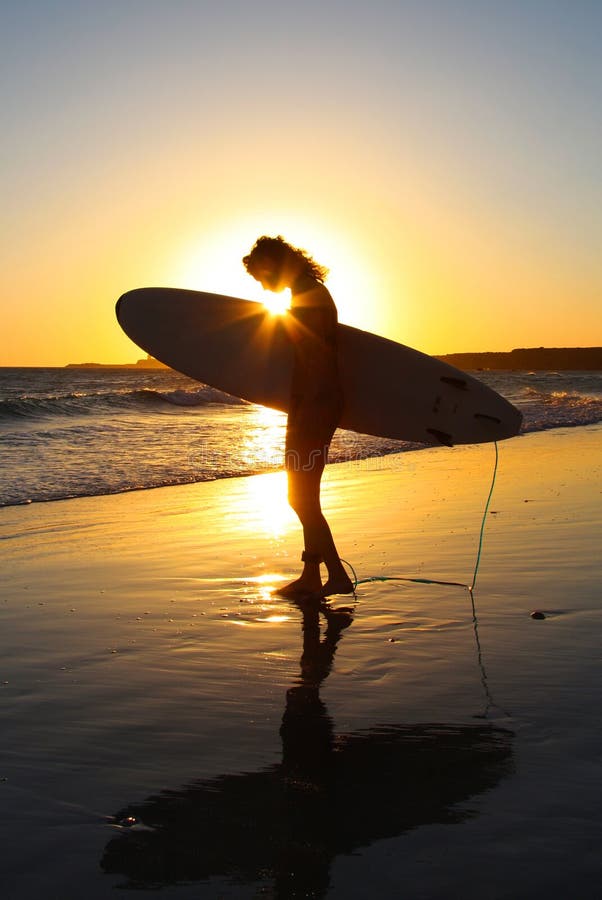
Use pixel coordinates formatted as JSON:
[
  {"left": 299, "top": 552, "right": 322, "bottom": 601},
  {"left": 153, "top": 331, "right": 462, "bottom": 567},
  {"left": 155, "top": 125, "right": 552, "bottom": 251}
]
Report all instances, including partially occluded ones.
[
  {"left": 282, "top": 457, "right": 353, "bottom": 598},
  {"left": 274, "top": 463, "right": 324, "bottom": 597},
  {"left": 277, "top": 399, "right": 353, "bottom": 597}
]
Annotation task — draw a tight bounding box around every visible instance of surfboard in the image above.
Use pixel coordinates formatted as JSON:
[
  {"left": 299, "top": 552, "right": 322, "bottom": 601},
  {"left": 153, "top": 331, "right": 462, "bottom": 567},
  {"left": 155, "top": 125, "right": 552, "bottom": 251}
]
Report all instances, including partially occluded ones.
[{"left": 116, "top": 288, "right": 522, "bottom": 446}]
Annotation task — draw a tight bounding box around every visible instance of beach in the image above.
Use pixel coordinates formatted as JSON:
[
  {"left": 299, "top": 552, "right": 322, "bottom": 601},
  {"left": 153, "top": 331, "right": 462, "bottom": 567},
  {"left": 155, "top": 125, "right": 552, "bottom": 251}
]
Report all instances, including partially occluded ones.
[{"left": 2, "top": 425, "right": 602, "bottom": 899}]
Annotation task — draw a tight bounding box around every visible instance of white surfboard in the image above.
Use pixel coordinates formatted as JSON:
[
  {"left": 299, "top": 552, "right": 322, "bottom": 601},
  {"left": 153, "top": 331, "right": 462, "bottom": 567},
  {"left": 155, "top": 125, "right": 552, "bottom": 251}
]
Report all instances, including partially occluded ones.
[{"left": 116, "top": 288, "right": 522, "bottom": 446}]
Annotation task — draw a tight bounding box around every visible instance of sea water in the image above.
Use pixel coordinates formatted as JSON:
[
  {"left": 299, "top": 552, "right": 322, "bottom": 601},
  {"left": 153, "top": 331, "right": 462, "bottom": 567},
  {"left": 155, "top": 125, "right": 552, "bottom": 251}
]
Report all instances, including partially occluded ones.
[{"left": 1, "top": 366, "right": 601, "bottom": 507}]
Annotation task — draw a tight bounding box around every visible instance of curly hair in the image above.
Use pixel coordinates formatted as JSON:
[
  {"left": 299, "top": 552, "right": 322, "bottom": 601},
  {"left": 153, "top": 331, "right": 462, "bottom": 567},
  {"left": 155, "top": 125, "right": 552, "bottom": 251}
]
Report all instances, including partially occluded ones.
[{"left": 242, "top": 235, "right": 328, "bottom": 283}]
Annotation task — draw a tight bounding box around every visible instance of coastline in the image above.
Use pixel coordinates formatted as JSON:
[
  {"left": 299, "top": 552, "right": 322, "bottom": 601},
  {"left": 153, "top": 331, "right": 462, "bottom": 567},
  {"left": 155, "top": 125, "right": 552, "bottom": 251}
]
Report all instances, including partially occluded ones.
[
  {"left": 4, "top": 342, "right": 602, "bottom": 370},
  {"left": 2, "top": 424, "right": 602, "bottom": 898}
]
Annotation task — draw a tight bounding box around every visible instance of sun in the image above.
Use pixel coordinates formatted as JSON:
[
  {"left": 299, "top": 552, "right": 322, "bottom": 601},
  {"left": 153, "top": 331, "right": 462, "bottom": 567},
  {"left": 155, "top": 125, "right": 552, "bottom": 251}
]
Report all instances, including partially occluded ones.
[
  {"left": 262, "top": 288, "right": 291, "bottom": 316},
  {"left": 170, "top": 214, "right": 384, "bottom": 332}
]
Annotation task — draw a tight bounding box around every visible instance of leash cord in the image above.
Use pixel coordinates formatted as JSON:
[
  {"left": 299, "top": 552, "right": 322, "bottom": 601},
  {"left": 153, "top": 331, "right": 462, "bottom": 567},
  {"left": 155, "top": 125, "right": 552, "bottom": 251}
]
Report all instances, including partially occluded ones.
[{"left": 341, "top": 440, "right": 499, "bottom": 594}]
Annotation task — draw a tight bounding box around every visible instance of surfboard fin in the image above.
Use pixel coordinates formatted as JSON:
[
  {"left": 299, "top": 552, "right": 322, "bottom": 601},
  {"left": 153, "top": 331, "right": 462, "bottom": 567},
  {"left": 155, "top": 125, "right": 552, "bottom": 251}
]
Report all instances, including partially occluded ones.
[
  {"left": 426, "top": 428, "right": 454, "bottom": 447},
  {"left": 440, "top": 375, "right": 468, "bottom": 391},
  {"left": 474, "top": 412, "right": 502, "bottom": 424}
]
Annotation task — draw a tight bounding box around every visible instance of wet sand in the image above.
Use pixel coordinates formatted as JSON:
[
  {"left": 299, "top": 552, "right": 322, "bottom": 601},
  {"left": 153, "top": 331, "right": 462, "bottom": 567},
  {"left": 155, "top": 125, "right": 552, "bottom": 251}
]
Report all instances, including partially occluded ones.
[{"left": 2, "top": 425, "right": 601, "bottom": 899}]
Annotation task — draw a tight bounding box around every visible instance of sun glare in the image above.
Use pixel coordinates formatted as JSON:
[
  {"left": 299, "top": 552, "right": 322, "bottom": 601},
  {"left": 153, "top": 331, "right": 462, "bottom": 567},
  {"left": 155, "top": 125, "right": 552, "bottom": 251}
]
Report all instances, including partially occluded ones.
[
  {"left": 171, "top": 214, "right": 383, "bottom": 333},
  {"left": 262, "top": 289, "right": 291, "bottom": 316}
]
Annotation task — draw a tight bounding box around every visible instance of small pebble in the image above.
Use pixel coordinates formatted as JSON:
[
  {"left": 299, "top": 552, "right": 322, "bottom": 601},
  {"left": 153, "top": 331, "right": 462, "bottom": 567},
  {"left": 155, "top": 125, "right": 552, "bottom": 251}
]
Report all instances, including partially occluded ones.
[
  {"left": 531, "top": 610, "right": 546, "bottom": 620},
  {"left": 118, "top": 815, "right": 137, "bottom": 827}
]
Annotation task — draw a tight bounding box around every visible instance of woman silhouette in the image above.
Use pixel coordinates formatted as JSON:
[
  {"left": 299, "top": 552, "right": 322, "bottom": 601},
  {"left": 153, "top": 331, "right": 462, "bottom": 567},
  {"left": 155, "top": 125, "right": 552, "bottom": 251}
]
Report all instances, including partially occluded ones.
[{"left": 243, "top": 236, "right": 353, "bottom": 599}]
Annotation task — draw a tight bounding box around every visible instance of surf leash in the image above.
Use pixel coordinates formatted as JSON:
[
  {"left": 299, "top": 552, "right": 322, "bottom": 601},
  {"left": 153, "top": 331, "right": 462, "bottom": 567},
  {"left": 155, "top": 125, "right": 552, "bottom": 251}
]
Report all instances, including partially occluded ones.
[
  {"left": 340, "top": 441, "right": 509, "bottom": 718},
  {"left": 341, "top": 440, "right": 499, "bottom": 594}
]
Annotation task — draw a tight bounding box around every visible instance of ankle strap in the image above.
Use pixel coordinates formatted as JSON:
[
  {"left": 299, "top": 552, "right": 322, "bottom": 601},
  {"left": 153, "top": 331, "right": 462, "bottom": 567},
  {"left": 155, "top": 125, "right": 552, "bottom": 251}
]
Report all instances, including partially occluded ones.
[{"left": 301, "top": 550, "right": 322, "bottom": 564}]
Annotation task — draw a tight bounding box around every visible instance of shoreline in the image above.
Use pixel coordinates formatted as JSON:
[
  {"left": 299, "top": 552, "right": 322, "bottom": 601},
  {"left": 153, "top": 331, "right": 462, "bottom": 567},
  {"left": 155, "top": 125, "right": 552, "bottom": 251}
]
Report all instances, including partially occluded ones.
[{"left": 1, "top": 420, "right": 600, "bottom": 513}]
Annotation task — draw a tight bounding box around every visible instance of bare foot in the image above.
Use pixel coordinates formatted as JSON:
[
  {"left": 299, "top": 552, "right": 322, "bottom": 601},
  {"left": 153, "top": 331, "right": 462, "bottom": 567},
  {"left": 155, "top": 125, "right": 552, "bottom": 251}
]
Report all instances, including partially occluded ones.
[
  {"left": 312, "top": 574, "right": 355, "bottom": 599},
  {"left": 273, "top": 575, "right": 322, "bottom": 598}
]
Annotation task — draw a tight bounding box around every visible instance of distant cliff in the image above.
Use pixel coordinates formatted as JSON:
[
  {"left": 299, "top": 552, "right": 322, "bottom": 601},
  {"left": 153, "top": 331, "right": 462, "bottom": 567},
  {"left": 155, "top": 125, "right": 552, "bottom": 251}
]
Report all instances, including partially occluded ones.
[
  {"left": 67, "top": 347, "right": 602, "bottom": 372},
  {"left": 66, "top": 356, "right": 167, "bottom": 369},
  {"left": 436, "top": 347, "right": 602, "bottom": 371}
]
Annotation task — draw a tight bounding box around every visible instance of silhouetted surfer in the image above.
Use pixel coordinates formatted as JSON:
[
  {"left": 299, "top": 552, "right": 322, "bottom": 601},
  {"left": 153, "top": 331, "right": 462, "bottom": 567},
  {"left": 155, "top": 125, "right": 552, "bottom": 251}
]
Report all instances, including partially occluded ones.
[{"left": 243, "top": 236, "right": 353, "bottom": 599}]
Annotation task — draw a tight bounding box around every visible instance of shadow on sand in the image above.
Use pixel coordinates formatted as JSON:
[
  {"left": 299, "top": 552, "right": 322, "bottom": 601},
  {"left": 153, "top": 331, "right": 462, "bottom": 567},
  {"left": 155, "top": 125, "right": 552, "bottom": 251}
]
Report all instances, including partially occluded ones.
[{"left": 101, "top": 599, "right": 514, "bottom": 896}]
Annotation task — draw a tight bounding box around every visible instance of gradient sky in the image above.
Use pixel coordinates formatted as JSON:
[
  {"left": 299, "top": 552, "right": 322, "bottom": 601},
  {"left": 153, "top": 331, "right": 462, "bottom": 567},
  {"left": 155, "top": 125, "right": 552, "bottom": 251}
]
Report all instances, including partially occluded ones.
[{"left": 2, "top": 0, "right": 600, "bottom": 365}]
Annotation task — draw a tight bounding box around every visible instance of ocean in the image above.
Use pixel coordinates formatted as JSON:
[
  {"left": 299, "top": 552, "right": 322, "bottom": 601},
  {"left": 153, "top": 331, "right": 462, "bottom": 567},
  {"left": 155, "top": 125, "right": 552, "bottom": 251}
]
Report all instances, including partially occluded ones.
[{"left": 1, "top": 366, "right": 601, "bottom": 508}]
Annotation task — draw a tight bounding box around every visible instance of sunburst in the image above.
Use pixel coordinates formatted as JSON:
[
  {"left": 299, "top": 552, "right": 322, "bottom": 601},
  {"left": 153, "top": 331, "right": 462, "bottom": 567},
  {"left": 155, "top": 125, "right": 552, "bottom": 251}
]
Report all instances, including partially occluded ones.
[{"left": 262, "top": 288, "right": 291, "bottom": 316}]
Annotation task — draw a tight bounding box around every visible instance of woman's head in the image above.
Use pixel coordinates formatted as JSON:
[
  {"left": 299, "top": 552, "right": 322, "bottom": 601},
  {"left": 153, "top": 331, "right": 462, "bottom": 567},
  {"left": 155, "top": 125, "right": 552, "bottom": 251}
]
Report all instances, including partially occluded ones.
[{"left": 243, "top": 236, "right": 328, "bottom": 291}]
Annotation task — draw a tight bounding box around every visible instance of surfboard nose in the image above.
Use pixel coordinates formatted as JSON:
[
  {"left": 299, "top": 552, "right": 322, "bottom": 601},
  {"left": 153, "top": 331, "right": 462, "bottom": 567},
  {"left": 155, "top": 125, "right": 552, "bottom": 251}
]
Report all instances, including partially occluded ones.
[
  {"left": 115, "top": 293, "right": 126, "bottom": 324},
  {"left": 116, "top": 288, "right": 154, "bottom": 325}
]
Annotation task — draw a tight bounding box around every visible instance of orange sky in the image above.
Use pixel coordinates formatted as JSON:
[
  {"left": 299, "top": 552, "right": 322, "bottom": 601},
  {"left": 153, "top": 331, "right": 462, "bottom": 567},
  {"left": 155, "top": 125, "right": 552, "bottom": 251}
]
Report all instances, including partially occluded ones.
[{"left": 2, "top": 2, "right": 600, "bottom": 366}]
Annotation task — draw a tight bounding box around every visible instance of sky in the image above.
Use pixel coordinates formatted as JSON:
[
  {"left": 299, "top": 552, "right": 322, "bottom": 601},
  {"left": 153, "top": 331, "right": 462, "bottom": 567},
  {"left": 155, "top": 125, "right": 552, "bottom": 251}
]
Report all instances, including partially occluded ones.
[{"left": 1, "top": 0, "right": 601, "bottom": 365}]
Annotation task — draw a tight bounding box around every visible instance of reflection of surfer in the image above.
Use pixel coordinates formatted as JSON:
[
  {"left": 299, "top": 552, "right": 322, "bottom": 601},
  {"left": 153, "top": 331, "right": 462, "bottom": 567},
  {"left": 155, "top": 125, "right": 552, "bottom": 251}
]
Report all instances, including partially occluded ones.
[
  {"left": 276, "top": 600, "right": 353, "bottom": 899},
  {"left": 281, "top": 600, "right": 352, "bottom": 785},
  {"left": 243, "top": 236, "right": 353, "bottom": 599},
  {"left": 101, "top": 600, "right": 354, "bottom": 898},
  {"left": 101, "top": 599, "right": 514, "bottom": 895}
]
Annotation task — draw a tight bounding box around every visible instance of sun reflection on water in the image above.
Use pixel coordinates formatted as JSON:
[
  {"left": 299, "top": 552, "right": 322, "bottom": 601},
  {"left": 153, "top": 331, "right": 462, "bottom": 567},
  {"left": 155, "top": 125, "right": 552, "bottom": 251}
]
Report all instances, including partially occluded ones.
[
  {"left": 239, "top": 405, "right": 286, "bottom": 473},
  {"left": 243, "top": 468, "right": 294, "bottom": 539},
  {"left": 257, "top": 614, "right": 291, "bottom": 624},
  {"left": 243, "top": 572, "right": 289, "bottom": 604}
]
